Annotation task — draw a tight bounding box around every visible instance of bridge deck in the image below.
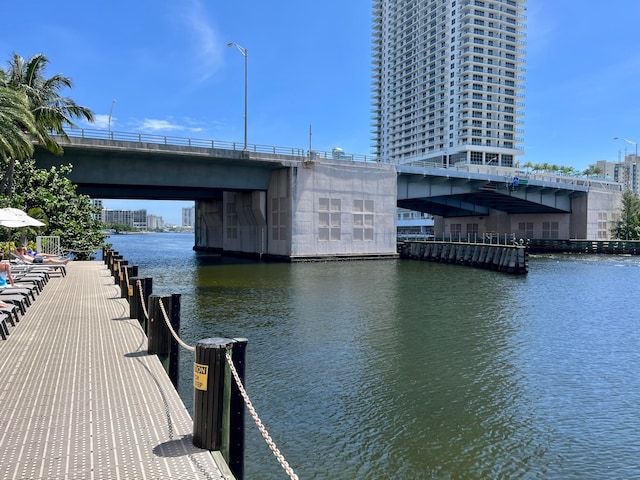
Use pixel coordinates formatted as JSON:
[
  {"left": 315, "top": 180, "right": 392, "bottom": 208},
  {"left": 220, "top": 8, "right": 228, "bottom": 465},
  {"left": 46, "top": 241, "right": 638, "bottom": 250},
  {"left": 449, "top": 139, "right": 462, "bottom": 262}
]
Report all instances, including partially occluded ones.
[{"left": 0, "top": 262, "right": 230, "bottom": 480}]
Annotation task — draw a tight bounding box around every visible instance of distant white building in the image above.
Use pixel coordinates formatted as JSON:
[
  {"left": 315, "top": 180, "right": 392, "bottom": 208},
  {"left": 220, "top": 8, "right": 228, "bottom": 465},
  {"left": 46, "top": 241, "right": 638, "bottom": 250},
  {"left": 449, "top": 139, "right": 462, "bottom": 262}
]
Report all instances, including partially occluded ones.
[
  {"left": 102, "top": 209, "right": 148, "bottom": 230},
  {"left": 397, "top": 209, "right": 434, "bottom": 237},
  {"left": 590, "top": 155, "right": 639, "bottom": 194},
  {"left": 90, "top": 199, "right": 103, "bottom": 220},
  {"left": 147, "top": 214, "right": 164, "bottom": 230},
  {"left": 182, "top": 206, "right": 195, "bottom": 227}
]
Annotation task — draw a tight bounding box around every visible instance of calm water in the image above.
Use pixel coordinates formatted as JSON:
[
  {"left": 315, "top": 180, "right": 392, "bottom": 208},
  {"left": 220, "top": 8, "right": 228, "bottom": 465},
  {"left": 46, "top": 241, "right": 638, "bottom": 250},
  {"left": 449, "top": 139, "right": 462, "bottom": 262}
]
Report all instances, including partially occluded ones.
[{"left": 107, "top": 233, "right": 640, "bottom": 479}]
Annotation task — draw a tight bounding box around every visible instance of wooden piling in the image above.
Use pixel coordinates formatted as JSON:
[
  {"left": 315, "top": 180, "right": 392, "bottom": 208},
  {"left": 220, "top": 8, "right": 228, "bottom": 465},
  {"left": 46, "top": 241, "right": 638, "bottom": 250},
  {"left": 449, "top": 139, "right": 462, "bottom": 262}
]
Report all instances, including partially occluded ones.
[
  {"left": 121, "top": 265, "right": 138, "bottom": 299},
  {"left": 193, "top": 338, "right": 232, "bottom": 452},
  {"left": 147, "top": 294, "right": 181, "bottom": 387}
]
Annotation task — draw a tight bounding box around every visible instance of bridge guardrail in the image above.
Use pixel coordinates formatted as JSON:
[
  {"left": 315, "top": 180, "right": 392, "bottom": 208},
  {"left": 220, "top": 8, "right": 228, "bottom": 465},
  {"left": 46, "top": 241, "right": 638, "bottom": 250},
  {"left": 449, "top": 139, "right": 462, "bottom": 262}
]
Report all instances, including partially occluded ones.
[
  {"left": 63, "top": 127, "right": 383, "bottom": 162},
  {"left": 401, "top": 160, "right": 622, "bottom": 192},
  {"left": 65, "top": 127, "right": 306, "bottom": 156},
  {"left": 59, "top": 128, "right": 624, "bottom": 191}
]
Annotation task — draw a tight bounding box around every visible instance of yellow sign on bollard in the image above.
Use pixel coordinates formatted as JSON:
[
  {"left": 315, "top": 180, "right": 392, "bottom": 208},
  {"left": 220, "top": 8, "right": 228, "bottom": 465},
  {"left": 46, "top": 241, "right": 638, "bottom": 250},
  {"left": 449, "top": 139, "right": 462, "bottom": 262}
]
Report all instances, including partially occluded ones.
[{"left": 194, "top": 363, "right": 209, "bottom": 391}]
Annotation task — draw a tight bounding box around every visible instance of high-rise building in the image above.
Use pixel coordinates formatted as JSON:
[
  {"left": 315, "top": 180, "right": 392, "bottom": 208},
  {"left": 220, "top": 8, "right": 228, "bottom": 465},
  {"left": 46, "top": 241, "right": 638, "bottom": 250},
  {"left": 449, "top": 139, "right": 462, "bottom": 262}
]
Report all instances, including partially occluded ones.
[
  {"left": 147, "top": 214, "right": 164, "bottom": 230},
  {"left": 590, "top": 156, "right": 640, "bottom": 195},
  {"left": 182, "top": 206, "right": 195, "bottom": 227},
  {"left": 372, "top": 0, "right": 527, "bottom": 167},
  {"left": 102, "top": 209, "right": 148, "bottom": 230}
]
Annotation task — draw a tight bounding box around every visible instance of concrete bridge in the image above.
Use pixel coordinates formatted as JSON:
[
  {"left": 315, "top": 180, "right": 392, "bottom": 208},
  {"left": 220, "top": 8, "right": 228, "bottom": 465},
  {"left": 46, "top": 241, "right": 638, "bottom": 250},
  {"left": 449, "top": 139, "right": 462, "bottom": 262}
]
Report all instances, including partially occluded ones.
[{"left": 34, "top": 128, "right": 623, "bottom": 259}]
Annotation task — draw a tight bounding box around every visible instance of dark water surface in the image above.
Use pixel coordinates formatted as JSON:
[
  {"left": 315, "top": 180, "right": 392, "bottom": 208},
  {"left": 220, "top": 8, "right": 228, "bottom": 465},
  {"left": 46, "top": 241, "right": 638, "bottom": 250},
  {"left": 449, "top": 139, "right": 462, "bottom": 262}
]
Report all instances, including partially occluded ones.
[{"left": 108, "top": 233, "right": 640, "bottom": 479}]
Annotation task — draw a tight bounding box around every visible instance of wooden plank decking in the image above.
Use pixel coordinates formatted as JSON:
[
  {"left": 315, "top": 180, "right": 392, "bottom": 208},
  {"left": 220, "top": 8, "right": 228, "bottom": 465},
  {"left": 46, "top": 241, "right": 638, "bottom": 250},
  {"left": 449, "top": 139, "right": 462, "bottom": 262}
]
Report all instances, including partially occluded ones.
[{"left": 0, "top": 261, "right": 232, "bottom": 480}]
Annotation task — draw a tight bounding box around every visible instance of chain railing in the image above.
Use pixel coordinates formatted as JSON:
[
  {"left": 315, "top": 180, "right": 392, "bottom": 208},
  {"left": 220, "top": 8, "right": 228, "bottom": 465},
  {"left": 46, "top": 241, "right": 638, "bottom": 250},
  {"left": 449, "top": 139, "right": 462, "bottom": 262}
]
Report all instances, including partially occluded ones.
[
  {"left": 225, "top": 348, "right": 299, "bottom": 480},
  {"left": 135, "top": 278, "right": 151, "bottom": 322},
  {"left": 157, "top": 295, "right": 195, "bottom": 352},
  {"left": 133, "top": 278, "right": 298, "bottom": 478}
]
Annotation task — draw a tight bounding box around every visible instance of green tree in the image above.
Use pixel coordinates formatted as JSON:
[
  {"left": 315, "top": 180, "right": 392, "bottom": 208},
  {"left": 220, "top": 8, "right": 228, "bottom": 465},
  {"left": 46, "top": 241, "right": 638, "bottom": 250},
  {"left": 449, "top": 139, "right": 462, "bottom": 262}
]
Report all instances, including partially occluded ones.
[
  {"left": 5, "top": 158, "right": 105, "bottom": 259},
  {"left": 582, "top": 166, "right": 603, "bottom": 177},
  {"left": 108, "top": 223, "right": 135, "bottom": 234},
  {"left": 611, "top": 190, "right": 640, "bottom": 240},
  {"left": 0, "top": 86, "right": 36, "bottom": 162},
  {"left": 521, "top": 161, "right": 534, "bottom": 172},
  {"left": 0, "top": 53, "right": 94, "bottom": 196}
]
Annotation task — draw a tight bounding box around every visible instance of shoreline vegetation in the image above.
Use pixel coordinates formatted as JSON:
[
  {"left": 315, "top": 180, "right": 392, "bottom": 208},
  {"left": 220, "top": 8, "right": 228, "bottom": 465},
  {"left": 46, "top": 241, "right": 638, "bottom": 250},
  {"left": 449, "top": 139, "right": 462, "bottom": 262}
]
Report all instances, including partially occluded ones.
[{"left": 1, "top": 53, "right": 103, "bottom": 259}]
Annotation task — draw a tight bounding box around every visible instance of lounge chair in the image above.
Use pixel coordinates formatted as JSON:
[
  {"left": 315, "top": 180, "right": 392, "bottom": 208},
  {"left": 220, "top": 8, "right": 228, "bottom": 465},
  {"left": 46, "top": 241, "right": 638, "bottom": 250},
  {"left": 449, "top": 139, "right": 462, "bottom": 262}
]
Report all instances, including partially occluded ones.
[
  {"left": 0, "top": 294, "right": 28, "bottom": 315},
  {"left": 10, "top": 253, "right": 66, "bottom": 277},
  {"left": 0, "top": 285, "right": 36, "bottom": 302},
  {"left": 0, "top": 313, "right": 9, "bottom": 340},
  {"left": 0, "top": 303, "right": 19, "bottom": 326}
]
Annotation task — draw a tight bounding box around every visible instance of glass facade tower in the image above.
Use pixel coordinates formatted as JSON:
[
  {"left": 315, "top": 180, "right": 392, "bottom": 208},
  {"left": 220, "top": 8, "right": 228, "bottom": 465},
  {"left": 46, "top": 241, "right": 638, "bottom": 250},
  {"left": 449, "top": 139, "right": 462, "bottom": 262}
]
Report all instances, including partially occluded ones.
[{"left": 372, "top": 0, "right": 527, "bottom": 167}]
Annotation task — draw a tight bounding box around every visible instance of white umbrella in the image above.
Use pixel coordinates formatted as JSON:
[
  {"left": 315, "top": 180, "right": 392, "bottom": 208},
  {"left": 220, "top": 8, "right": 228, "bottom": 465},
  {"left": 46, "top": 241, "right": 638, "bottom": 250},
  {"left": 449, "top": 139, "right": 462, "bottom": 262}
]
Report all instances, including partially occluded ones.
[{"left": 0, "top": 208, "right": 45, "bottom": 228}]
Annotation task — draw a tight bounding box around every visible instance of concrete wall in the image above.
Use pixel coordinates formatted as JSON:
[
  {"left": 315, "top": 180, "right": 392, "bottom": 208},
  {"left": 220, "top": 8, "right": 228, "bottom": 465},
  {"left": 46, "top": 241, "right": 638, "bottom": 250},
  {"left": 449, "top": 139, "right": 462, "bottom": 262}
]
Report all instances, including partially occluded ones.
[
  {"left": 196, "top": 159, "right": 398, "bottom": 260},
  {"left": 286, "top": 160, "right": 397, "bottom": 259},
  {"left": 266, "top": 168, "right": 293, "bottom": 257},
  {"left": 435, "top": 188, "right": 622, "bottom": 241},
  {"left": 195, "top": 199, "right": 223, "bottom": 249},
  {"left": 582, "top": 188, "right": 622, "bottom": 240},
  {"left": 222, "top": 191, "right": 267, "bottom": 254}
]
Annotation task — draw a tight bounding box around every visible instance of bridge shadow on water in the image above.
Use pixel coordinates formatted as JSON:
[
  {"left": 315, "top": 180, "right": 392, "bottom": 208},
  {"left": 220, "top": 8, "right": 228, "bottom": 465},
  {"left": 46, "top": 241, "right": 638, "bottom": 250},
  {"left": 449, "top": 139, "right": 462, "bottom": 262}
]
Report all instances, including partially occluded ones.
[{"left": 194, "top": 252, "right": 263, "bottom": 267}]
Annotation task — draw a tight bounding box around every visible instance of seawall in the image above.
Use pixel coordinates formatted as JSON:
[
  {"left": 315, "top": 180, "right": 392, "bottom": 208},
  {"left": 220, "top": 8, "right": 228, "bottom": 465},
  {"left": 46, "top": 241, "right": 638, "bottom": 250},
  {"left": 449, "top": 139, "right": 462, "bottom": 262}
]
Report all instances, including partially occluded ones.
[{"left": 398, "top": 241, "right": 528, "bottom": 274}]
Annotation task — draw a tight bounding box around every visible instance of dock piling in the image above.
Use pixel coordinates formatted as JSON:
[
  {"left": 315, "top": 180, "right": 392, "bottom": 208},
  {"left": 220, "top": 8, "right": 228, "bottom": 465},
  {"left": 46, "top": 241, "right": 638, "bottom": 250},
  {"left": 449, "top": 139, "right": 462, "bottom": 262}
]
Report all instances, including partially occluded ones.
[{"left": 148, "top": 294, "right": 181, "bottom": 387}]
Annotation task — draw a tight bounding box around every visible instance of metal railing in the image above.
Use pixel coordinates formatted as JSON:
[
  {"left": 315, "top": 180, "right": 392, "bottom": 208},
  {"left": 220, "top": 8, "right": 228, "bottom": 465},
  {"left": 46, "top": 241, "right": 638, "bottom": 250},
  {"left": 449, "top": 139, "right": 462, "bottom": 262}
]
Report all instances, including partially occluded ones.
[
  {"left": 65, "top": 126, "right": 306, "bottom": 156},
  {"left": 60, "top": 127, "right": 623, "bottom": 192},
  {"left": 63, "top": 127, "right": 382, "bottom": 162},
  {"left": 400, "top": 159, "right": 623, "bottom": 192},
  {"left": 399, "top": 232, "right": 523, "bottom": 245}
]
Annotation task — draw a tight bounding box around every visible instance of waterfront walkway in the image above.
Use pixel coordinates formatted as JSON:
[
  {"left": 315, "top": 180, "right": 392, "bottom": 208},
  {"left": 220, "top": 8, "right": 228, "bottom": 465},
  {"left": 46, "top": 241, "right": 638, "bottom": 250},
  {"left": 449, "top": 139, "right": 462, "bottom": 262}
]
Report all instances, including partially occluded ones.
[{"left": 0, "top": 261, "right": 231, "bottom": 480}]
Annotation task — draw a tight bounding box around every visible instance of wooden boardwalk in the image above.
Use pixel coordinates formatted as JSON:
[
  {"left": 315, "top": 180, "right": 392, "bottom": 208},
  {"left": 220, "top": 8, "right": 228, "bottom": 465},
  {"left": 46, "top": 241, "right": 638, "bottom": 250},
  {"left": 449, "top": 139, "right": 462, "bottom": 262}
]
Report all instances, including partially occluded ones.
[{"left": 0, "top": 261, "right": 232, "bottom": 480}]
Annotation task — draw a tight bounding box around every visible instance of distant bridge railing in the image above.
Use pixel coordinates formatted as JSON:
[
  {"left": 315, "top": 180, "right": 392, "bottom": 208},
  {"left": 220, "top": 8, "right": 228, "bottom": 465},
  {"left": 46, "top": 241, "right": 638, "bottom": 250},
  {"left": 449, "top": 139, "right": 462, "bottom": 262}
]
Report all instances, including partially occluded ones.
[
  {"left": 402, "top": 159, "right": 623, "bottom": 192},
  {"left": 62, "top": 127, "right": 381, "bottom": 162}
]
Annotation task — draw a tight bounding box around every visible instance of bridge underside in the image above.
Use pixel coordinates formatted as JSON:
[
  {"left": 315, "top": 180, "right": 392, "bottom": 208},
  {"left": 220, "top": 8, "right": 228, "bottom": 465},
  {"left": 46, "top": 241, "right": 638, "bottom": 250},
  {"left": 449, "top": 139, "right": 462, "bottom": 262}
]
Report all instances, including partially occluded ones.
[
  {"left": 74, "top": 184, "right": 225, "bottom": 201},
  {"left": 397, "top": 175, "right": 586, "bottom": 217},
  {"left": 34, "top": 143, "right": 283, "bottom": 200}
]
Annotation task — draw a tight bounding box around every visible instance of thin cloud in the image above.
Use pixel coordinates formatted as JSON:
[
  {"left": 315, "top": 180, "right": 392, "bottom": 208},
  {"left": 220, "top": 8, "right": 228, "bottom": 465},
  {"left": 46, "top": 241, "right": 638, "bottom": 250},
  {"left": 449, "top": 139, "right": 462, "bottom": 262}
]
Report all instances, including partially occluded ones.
[
  {"left": 176, "top": 0, "right": 224, "bottom": 82},
  {"left": 139, "top": 119, "right": 185, "bottom": 132},
  {"left": 92, "top": 114, "right": 111, "bottom": 129},
  {"left": 137, "top": 117, "right": 207, "bottom": 134}
]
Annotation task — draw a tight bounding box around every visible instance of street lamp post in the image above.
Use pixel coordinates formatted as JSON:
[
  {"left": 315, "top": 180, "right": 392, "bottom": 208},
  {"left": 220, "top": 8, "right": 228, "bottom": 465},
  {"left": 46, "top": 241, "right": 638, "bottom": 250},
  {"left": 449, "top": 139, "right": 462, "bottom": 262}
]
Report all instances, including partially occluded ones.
[
  {"left": 614, "top": 136, "right": 638, "bottom": 161},
  {"left": 614, "top": 137, "right": 637, "bottom": 192},
  {"left": 228, "top": 42, "right": 248, "bottom": 152},
  {"left": 108, "top": 99, "right": 116, "bottom": 137}
]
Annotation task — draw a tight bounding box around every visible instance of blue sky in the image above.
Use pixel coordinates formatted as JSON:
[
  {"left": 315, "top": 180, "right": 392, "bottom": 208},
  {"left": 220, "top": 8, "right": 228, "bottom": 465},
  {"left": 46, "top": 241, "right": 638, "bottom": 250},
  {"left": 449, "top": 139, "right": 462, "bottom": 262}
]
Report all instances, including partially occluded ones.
[{"left": 2, "top": 1, "right": 640, "bottom": 224}]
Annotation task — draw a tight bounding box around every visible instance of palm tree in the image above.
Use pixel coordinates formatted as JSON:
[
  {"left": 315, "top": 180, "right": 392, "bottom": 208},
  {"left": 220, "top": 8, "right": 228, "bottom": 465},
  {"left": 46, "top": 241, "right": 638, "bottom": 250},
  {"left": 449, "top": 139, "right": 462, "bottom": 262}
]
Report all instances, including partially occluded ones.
[
  {"left": 0, "top": 52, "right": 94, "bottom": 195},
  {"left": 0, "top": 86, "right": 37, "bottom": 181},
  {"left": 521, "top": 161, "right": 534, "bottom": 173}
]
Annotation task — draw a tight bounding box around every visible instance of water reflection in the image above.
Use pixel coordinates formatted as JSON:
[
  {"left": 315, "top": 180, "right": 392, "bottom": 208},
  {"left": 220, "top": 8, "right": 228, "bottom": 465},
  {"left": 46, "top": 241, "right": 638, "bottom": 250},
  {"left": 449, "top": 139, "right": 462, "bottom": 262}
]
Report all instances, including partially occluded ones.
[{"left": 108, "top": 235, "right": 640, "bottom": 479}]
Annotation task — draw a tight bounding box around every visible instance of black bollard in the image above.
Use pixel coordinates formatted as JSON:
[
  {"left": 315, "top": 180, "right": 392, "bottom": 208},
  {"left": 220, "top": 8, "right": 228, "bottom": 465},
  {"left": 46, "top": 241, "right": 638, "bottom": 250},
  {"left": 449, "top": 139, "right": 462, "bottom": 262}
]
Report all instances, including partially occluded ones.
[
  {"left": 115, "top": 259, "right": 128, "bottom": 285},
  {"left": 148, "top": 295, "right": 171, "bottom": 356},
  {"left": 167, "top": 294, "right": 181, "bottom": 388},
  {"left": 193, "top": 338, "right": 234, "bottom": 452},
  {"left": 121, "top": 265, "right": 138, "bottom": 299},
  {"left": 107, "top": 251, "right": 118, "bottom": 270},
  {"left": 228, "top": 338, "right": 248, "bottom": 480},
  {"left": 130, "top": 277, "right": 153, "bottom": 331},
  {"left": 147, "top": 294, "right": 181, "bottom": 386},
  {"left": 129, "top": 276, "right": 140, "bottom": 321},
  {"left": 110, "top": 255, "right": 123, "bottom": 279},
  {"left": 104, "top": 249, "right": 115, "bottom": 266}
]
